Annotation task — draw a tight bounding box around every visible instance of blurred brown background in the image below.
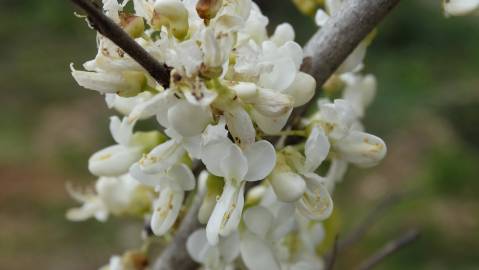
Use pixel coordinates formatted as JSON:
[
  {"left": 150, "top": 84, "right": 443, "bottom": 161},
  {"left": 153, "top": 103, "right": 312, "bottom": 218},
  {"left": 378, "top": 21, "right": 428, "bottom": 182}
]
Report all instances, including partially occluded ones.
[{"left": 0, "top": 0, "right": 478, "bottom": 269}]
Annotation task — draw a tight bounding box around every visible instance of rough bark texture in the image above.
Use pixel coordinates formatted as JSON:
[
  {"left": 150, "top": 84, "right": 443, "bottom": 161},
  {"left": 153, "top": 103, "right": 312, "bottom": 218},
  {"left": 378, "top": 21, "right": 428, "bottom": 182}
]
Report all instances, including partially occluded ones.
[
  {"left": 302, "top": 0, "right": 401, "bottom": 86},
  {"left": 71, "top": 0, "right": 171, "bottom": 87}
]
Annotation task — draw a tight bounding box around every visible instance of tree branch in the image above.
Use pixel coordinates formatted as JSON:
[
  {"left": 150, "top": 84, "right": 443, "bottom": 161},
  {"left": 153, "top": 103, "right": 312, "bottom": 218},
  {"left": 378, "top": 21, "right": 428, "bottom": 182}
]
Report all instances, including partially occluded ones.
[
  {"left": 70, "top": 0, "right": 171, "bottom": 87},
  {"left": 357, "top": 229, "right": 420, "bottom": 270},
  {"left": 289, "top": 0, "right": 401, "bottom": 128}
]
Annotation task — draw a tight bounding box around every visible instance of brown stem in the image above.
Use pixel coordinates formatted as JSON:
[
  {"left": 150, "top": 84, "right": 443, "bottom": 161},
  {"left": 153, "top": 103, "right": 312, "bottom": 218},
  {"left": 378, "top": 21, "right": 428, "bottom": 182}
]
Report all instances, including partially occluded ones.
[
  {"left": 357, "top": 229, "right": 421, "bottom": 270},
  {"left": 70, "top": 0, "right": 171, "bottom": 87}
]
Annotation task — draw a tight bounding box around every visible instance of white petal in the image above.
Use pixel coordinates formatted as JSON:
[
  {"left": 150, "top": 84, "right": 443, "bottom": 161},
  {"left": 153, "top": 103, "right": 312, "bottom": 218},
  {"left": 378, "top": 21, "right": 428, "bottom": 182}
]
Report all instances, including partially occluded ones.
[
  {"left": 151, "top": 188, "right": 184, "bottom": 235},
  {"left": 304, "top": 126, "right": 330, "bottom": 172},
  {"left": 168, "top": 164, "right": 196, "bottom": 191},
  {"left": 109, "top": 116, "right": 134, "bottom": 146},
  {"left": 219, "top": 231, "right": 241, "bottom": 263},
  {"left": 444, "top": 0, "right": 479, "bottom": 16},
  {"left": 258, "top": 57, "right": 296, "bottom": 91},
  {"left": 270, "top": 23, "right": 295, "bottom": 46},
  {"left": 252, "top": 108, "right": 292, "bottom": 134},
  {"left": 337, "top": 41, "right": 368, "bottom": 74},
  {"left": 271, "top": 204, "right": 296, "bottom": 240},
  {"left": 282, "top": 72, "right": 316, "bottom": 107},
  {"left": 168, "top": 101, "right": 212, "bottom": 137},
  {"left": 139, "top": 140, "right": 185, "bottom": 174},
  {"left": 186, "top": 229, "right": 211, "bottom": 263},
  {"left": 297, "top": 174, "right": 333, "bottom": 221},
  {"left": 279, "top": 41, "right": 303, "bottom": 70},
  {"left": 89, "top": 145, "right": 142, "bottom": 177},
  {"left": 201, "top": 137, "right": 233, "bottom": 177},
  {"left": 225, "top": 105, "right": 256, "bottom": 146},
  {"left": 243, "top": 206, "right": 273, "bottom": 238},
  {"left": 129, "top": 162, "right": 162, "bottom": 187},
  {"left": 270, "top": 171, "right": 306, "bottom": 202},
  {"left": 336, "top": 131, "right": 387, "bottom": 167},
  {"left": 240, "top": 232, "right": 280, "bottom": 270},
  {"left": 243, "top": 140, "right": 276, "bottom": 181},
  {"left": 206, "top": 183, "right": 244, "bottom": 245},
  {"left": 251, "top": 88, "right": 293, "bottom": 117},
  {"left": 129, "top": 91, "right": 179, "bottom": 126},
  {"left": 315, "top": 9, "right": 330, "bottom": 26},
  {"left": 220, "top": 144, "right": 248, "bottom": 181}
]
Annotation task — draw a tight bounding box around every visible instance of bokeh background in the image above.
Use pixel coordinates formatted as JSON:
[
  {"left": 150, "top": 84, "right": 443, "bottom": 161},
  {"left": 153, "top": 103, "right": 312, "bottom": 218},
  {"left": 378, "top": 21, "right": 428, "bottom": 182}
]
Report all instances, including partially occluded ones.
[{"left": 1, "top": 0, "right": 478, "bottom": 269}]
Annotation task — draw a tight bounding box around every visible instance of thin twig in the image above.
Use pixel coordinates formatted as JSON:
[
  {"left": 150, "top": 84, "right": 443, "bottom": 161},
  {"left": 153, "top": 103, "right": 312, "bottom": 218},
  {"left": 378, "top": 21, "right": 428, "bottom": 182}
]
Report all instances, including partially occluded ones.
[
  {"left": 325, "top": 235, "right": 340, "bottom": 270},
  {"left": 70, "top": 0, "right": 171, "bottom": 87},
  {"left": 336, "top": 194, "right": 402, "bottom": 253},
  {"left": 357, "top": 229, "right": 421, "bottom": 270}
]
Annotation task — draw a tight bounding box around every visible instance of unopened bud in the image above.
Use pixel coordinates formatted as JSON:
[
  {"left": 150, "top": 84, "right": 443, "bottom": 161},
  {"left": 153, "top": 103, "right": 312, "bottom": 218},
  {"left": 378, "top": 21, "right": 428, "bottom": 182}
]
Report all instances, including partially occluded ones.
[
  {"left": 270, "top": 171, "right": 306, "bottom": 202},
  {"left": 282, "top": 72, "right": 316, "bottom": 107},
  {"left": 152, "top": 0, "right": 189, "bottom": 40},
  {"left": 120, "top": 13, "right": 145, "bottom": 38},
  {"left": 196, "top": 0, "right": 223, "bottom": 23}
]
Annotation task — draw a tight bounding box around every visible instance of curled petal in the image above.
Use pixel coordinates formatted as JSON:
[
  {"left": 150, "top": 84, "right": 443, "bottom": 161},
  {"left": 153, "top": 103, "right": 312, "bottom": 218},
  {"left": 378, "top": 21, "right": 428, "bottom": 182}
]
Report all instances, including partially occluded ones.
[
  {"left": 168, "top": 164, "right": 196, "bottom": 191},
  {"left": 297, "top": 174, "right": 333, "bottom": 221},
  {"left": 139, "top": 140, "right": 185, "bottom": 174},
  {"left": 270, "top": 171, "right": 306, "bottom": 202},
  {"left": 252, "top": 107, "right": 292, "bottom": 135},
  {"left": 168, "top": 101, "right": 212, "bottom": 137}
]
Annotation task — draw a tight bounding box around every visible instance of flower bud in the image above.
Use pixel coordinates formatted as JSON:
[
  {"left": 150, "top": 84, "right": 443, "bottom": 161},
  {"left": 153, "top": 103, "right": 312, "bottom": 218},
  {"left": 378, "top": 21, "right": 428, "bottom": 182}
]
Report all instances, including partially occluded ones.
[
  {"left": 89, "top": 145, "right": 143, "bottom": 177},
  {"left": 196, "top": 0, "right": 223, "bottom": 23},
  {"left": 152, "top": 0, "right": 189, "bottom": 40},
  {"left": 282, "top": 72, "right": 316, "bottom": 107},
  {"left": 270, "top": 171, "right": 306, "bottom": 202},
  {"left": 120, "top": 13, "right": 145, "bottom": 38},
  {"left": 252, "top": 88, "right": 293, "bottom": 117},
  {"left": 270, "top": 23, "right": 295, "bottom": 46}
]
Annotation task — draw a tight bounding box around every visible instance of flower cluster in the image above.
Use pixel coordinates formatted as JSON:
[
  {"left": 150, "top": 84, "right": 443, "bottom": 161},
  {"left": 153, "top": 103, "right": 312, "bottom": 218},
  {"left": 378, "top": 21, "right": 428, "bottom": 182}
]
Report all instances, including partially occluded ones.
[{"left": 68, "top": 0, "right": 388, "bottom": 269}]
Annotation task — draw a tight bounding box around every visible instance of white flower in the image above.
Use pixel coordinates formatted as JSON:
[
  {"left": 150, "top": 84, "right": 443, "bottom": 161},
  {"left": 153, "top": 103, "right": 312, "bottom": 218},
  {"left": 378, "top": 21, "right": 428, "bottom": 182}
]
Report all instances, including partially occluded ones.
[
  {"left": 239, "top": 205, "right": 296, "bottom": 270},
  {"left": 443, "top": 0, "right": 479, "bottom": 16},
  {"left": 89, "top": 116, "right": 143, "bottom": 177},
  {"left": 187, "top": 229, "right": 240, "bottom": 270},
  {"left": 270, "top": 126, "right": 334, "bottom": 221},
  {"left": 341, "top": 73, "right": 376, "bottom": 118},
  {"left": 201, "top": 124, "right": 276, "bottom": 244},
  {"left": 67, "top": 174, "right": 151, "bottom": 222}
]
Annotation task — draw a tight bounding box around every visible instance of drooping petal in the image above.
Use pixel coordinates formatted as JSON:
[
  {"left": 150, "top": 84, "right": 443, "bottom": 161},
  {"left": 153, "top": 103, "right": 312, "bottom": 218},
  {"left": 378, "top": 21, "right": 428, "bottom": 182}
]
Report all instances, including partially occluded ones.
[
  {"left": 243, "top": 140, "right": 276, "bottom": 181},
  {"left": 297, "top": 173, "right": 333, "bottom": 221},
  {"left": 206, "top": 183, "right": 244, "bottom": 245},
  {"left": 129, "top": 91, "right": 179, "bottom": 126},
  {"left": 240, "top": 232, "right": 281, "bottom": 270},
  {"left": 304, "top": 126, "right": 330, "bottom": 173},
  {"left": 243, "top": 206, "right": 273, "bottom": 238},
  {"left": 89, "top": 144, "right": 142, "bottom": 177},
  {"left": 150, "top": 188, "right": 184, "bottom": 235},
  {"left": 336, "top": 131, "right": 387, "bottom": 168}
]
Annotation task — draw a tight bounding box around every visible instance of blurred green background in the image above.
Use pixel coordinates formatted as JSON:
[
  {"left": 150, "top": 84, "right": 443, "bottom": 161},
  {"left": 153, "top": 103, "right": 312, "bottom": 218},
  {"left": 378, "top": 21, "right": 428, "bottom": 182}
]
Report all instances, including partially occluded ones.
[{"left": 0, "top": 0, "right": 478, "bottom": 269}]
